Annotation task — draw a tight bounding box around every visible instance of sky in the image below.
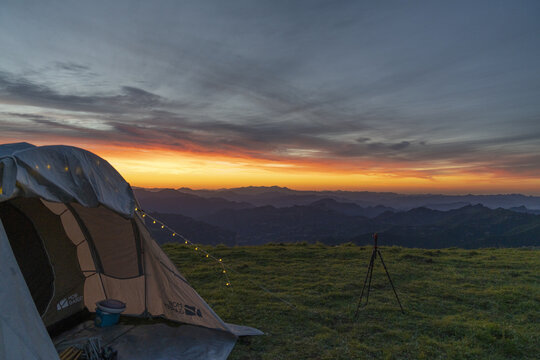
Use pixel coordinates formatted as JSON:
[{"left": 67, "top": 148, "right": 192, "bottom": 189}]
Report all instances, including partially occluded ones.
[{"left": 1, "top": 0, "right": 539, "bottom": 194}]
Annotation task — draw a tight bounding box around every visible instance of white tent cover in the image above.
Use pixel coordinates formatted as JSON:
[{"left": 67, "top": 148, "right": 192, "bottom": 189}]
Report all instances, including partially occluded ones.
[{"left": 0, "top": 142, "right": 134, "bottom": 216}]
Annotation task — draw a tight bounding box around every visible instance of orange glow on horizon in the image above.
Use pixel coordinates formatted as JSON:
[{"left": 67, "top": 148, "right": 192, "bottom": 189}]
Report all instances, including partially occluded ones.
[
  {"left": 4, "top": 139, "right": 540, "bottom": 195},
  {"left": 95, "top": 145, "right": 539, "bottom": 195}
]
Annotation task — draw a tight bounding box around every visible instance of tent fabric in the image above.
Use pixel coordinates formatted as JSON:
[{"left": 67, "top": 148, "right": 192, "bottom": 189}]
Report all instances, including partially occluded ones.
[
  {"left": 111, "top": 324, "right": 237, "bottom": 360},
  {"left": 54, "top": 321, "right": 238, "bottom": 360},
  {"left": 69, "top": 203, "right": 142, "bottom": 278},
  {"left": 43, "top": 199, "right": 231, "bottom": 331},
  {"left": 0, "top": 201, "right": 55, "bottom": 316},
  {"left": 0, "top": 219, "right": 60, "bottom": 360},
  {"left": 137, "top": 216, "right": 231, "bottom": 331},
  {"left": 0, "top": 142, "right": 262, "bottom": 359},
  {"left": 224, "top": 323, "right": 265, "bottom": 337},
  {"left": 0, "top": 143, "right": 135, "bottom": 217},
  {"left": 8, "top": 198, "right": 86, "bottom": 327}
]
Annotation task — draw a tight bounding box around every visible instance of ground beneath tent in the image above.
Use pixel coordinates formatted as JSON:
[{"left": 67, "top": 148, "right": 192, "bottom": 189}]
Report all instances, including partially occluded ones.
[{"left": 53, "top": 320, "right": 239, "bottom": 360}]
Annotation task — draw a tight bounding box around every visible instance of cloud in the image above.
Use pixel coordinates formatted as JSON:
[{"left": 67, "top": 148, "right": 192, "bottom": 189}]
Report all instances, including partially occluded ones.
[
  {"left": 390, "top": 141, "right": 411, "bottom": 151},
  {"left": 0, "top": 71, "right": 169, "bottom": 114},
  {"left": 54, "top": 62, "right": 90, "bottom": 72},
  {"left": 3, "top": 101, "right": 538, "bottom": 178}
]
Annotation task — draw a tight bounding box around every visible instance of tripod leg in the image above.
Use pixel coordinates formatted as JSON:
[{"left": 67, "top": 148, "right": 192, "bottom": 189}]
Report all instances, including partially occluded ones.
[
  {"left": 377, "top": 250, "right": 405, "bottom": 314},
  {"left": 354, "top": 249, "right": 376, "bottom": 319},
  {"left": 364, "top": 253, "right": 375, "bottom": 306}
]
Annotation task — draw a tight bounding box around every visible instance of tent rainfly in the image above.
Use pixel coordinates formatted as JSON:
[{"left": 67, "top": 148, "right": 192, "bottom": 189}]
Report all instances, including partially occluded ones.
[{"left": 0, "top": 143, "right": 260, "bottom": 360}]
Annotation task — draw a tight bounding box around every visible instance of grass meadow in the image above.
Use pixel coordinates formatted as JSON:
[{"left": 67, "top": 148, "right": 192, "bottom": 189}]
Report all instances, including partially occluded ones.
[{"left": 162, "top": 243, "right": 540, "bottom": 359}]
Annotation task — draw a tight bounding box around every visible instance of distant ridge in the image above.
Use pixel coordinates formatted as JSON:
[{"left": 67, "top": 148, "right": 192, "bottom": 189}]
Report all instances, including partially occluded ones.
[
  {"left": 509, "top": 206, "right": 540, "bottom": 215},
  {"left": 134, "top": 188, "right": 253, "bottom": 218},
  {"left": 135, "top": 187, "right": 540, "bottom": 248},
  {"left": 173, "top": 186, "right": 540, "bottom": 210},
  {"left": 308, "top": 198, "right": 394, "bottom": 218}
]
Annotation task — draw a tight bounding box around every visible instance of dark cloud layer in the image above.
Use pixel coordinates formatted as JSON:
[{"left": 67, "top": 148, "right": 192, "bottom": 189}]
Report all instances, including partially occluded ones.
[
  {"left": 0, "top": 72, "right": 166, "bottom": 113},
  {"left": 1, "top": 69, "right": 538, "bottom": 178},
  {"left": 1, "top": 0, "right": 540, "bottom": 180}
]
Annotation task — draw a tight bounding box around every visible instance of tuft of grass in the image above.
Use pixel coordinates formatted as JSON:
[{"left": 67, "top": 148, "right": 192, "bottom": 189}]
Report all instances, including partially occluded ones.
[{"left": 162, "top": 243, "right": 540, "bottom": 359}]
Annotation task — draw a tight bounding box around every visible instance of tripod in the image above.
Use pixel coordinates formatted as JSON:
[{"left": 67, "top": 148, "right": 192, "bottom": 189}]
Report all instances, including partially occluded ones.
[{"left": 354, "top": 233, "right": 404, "bottom": 318}]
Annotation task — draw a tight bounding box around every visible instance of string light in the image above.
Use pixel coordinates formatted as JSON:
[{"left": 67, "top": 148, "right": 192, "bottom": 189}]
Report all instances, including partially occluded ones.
[
  {"left": 139, "top": 209, "right": 232, "bottom": 288},
  {"left": 138, "top": 209, "right": 301, "bottom": 309}
]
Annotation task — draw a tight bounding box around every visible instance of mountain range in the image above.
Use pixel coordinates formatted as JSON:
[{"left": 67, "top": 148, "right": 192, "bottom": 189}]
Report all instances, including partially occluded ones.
[
  {"left": 172, "top": 186, "right": 540, "bottom": 210},
  {"left": 134, "top": 187, "right": 540, "bottom": 248}
]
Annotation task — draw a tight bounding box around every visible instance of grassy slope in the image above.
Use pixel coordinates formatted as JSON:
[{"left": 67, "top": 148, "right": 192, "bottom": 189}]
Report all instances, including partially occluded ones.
[{"left": 162, "top": 243, "right": 540, "bottom": 360}]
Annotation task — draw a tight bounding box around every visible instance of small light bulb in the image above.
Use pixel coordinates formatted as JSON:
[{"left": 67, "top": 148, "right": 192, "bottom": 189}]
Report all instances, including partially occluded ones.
[
  {"left": 135, "top": 207, "right": 138, "bottom": 211},
  {"left": 172, "top": 233, "right": 176, "bottom": 236},
  {"left": 195, "top": 247, "right": 198, "bottom": 250},
  {"left": 205, "top": 254, "right": 209, "bottom": 258},
  {"left": 142, "top": 214, "right": 146, "bottom": 217},
  {"left": 47, "top": 164, "right": 51, "bottom": 169},
  {"left": 185, "top": 240, "right": 188, "bottom": 244},
  {"left": 226, "top": 282, "right": 230, "bottom": 286},
  {"left": 161, "top": 225, "right": 164, "bottom": 229},
  {"left": 153, "top": 220, "right": 156, "bottom": 224},
  {"left": 219, "top": 258, "right": 222, "bottom": 262},
  {"left": 64, "top": 166, "right": 69, "bottom": 172},
  {"left": 223, "top": 270, "right": 226, "bottom": 273}
]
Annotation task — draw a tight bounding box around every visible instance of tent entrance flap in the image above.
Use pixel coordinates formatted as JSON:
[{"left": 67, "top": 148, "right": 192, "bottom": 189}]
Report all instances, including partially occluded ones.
[
  {"left": 0, "top": 202, "right": 54, "bottom": 316},
  {"left": 1, "top": 198, "right": 87, "bottom": 328}
]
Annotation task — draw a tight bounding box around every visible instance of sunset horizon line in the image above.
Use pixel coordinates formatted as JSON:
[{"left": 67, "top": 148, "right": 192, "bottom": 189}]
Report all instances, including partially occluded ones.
[
  {"left": 133, "top": 185, "right": 540, "bottom": 197},
  {"left": 3, "top": 140, "right": 538, "bottom": 196}
]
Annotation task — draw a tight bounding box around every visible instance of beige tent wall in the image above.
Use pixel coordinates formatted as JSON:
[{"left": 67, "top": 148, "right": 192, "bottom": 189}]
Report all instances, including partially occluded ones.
[
  {"left": 69, "top": 204, "right": 141, "bottom": 279},
  {"left": 43, "top": 200, "right": 231, "bottom": 332},
  {"left": 43, "top": 200, "right": 146, "bottom": 315},
  {"left": 135, "top": 217, "right": 230, "bottom": 331},
  {"left": 99, "top": 276, "right": 146, "bottom": 315},
  {"left": 42, "top": 200, "right": 105, "bottom": 314}
]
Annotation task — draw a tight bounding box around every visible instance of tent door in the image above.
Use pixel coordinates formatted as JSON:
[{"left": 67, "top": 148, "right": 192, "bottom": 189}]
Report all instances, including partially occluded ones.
[{"left": 0, "top": 202, "right": 54, "bottom": 316}]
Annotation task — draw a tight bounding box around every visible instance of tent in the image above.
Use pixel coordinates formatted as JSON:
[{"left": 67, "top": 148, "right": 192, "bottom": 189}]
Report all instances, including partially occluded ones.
[{"left": 0, "top": 143, "right": 260, "bottom": 360}]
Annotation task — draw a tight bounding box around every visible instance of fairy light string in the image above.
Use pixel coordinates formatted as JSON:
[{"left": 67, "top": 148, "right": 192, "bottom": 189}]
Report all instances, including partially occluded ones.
[
  {"left": 136, "top": 208, "right": 296, "bottom": 309},
  {"left": 137, "top": 208, "right": 233, "bottom": 287}
]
